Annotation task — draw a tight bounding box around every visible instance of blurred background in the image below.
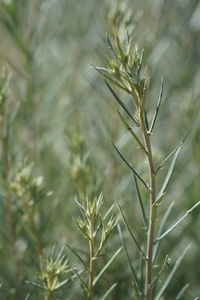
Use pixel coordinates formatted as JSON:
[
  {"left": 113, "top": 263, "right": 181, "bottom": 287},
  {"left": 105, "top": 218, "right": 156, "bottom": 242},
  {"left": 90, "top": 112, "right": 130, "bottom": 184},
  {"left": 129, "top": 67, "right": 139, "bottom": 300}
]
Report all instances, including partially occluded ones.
[{"left": 0, "top": 0, "right": 200, "bottom": 299}]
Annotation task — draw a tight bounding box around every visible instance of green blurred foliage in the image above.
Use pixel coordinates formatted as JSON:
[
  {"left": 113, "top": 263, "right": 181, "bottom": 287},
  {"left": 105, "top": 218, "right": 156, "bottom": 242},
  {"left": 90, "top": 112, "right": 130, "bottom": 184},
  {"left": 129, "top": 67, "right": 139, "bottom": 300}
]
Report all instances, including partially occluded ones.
[{"left": 0, "top": 0, "right": 200, "bottom": 299}]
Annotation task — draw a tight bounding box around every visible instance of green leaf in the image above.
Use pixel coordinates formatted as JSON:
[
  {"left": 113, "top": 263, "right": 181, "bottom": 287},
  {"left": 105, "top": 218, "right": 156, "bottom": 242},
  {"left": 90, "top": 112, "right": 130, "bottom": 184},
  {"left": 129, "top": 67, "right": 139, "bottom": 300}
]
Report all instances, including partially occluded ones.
[
  {"left": 151, "top": 255, "right": 169, "bottom": 287},
  {"left": 116, "top": 200, "right": 146, "bottom": 260},
  {"left": 149, "top": 77, "right": 163, "bottom": 133},
  {"left": 104, "top": 80, "right": 139, "bottom": 126},
  {"left": 157, "top": 142, "right": 182, "bottom": 199},
  {"left": 101, "top": 283, "right": 118, "bottom": 300},
  {"left": 133, "top": 173, "right": 147, "bottom": 229},
  {"left": 153, "top": 201, "right": 175, "bottom": 262},
  {"left": 66, "top": 244, "right": 86, "bottom": 267},
  {"left": 113, "top": 143, "right": 150, "bottom": 191},
  {"left": 106, "top": 34, "right": 117, "bottom": 56},
  {"left": 93, "top": 247, "right": 122, "bottom": 286},
  {"left": 156, "top": 135, "right": 187, "bottom": 174},
  {"left": 154, "top": 245, "right": 190, "bottom": 300},
  {"left": 156, "top": 201, "right": 200, "bottom": 241},
  {"left": 117, "top": 109, "right": 147, "bottom": 153},
  {"left": 117, "top": 224, "right": 143, "bottom": 295},
  {"left": 175, "top": 283, "right": 189, "bottom": 299}
]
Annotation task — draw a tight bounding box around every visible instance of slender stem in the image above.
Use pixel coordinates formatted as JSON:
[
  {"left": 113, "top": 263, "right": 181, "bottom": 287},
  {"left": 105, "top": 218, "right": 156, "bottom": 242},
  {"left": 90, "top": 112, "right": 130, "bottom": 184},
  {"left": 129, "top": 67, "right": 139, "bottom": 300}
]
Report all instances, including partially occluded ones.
[
  {"left": 87, "top": 218, "right": 94, "bottom": 300},
  {"left": 139, "top": 111, "right": 156, "bottom": 300},
  {"left": 46, "top": 289, "right": 53, "bottom": 300}
]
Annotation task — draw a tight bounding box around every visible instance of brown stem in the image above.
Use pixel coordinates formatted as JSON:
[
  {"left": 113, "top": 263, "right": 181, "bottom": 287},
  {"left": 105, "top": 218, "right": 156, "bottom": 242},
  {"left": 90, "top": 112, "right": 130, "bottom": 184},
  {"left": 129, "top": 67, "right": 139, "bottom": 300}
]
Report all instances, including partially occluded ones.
[
  {"left": 140, "top": 111, "right": 156, "bottom": 300},
  {"left": 46, "top": 289, "right": 53, "bottom": 300}
]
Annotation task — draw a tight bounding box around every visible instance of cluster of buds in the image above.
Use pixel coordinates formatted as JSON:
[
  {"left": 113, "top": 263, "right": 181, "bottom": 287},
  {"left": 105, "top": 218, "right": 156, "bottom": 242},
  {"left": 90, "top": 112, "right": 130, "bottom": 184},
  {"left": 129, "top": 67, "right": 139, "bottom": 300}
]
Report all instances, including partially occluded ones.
[
  {"left": 74, "top": 194, "right": 117, "bottom": 257},
  {"left": 10, "top": 162, "right": 52, "bottom": 209},
  {"left": 38, "top": 247, "right": 72, "bottom": 294},
  {"left": 95, "top": 35, "right": 148, "bottom": 117}
]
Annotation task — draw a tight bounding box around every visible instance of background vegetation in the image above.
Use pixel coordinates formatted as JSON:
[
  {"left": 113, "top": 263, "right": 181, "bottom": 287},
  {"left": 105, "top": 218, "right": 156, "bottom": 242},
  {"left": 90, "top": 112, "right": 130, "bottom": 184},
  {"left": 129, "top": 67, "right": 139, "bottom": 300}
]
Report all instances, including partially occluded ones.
[{"left": 0, "top": 0, "right": 200, "bottom": 299}]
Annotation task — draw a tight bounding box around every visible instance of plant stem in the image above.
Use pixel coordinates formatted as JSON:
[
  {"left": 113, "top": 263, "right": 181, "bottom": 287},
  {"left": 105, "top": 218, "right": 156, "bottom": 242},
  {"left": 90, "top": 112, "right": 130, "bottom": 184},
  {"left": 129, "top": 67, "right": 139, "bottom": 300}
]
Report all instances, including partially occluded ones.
[
  {"left": 87, "top": 219, "right": 94, "bottom": 300},
  {"left": 46, "top": 289, "right": 53, "bottom": 300},
  {"left": 140, "top": 111, "right": 156, "bottom": 300}
]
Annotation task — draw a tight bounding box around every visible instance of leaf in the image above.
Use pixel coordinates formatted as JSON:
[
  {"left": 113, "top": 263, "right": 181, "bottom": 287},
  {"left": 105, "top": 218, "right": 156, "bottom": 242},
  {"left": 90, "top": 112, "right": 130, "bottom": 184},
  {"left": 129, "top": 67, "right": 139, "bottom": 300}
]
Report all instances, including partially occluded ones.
[
  {"left": 93, "top": 247, "right": 122, "bottom": 286},
  {"left": 117, "top": 109, "right": 147, "bottom": 153},
  {"left": 156, "top": 134, "right": 188, "bottom": 174},
  {"left": 133, "top": 173, "right": 147, "bottom": 229},
  {"left": 149, "top": 77, "right": 163, "bottom": 133},
  {"left": 156, "top": 201, "right": 200, "bottom": 241},
  {"left": 73, "top": 267, "right": 88, "bottom": 295},
  {"left": 106, "top": 34, "right": 116, "bottom": 56},
  {"left": 66, "top": 244, "right": 86, "bottom": 267},
  {"left": 117, "top": 224, "right": 143, "bottom": 295},
  {"left": 151, "top": 255, "right": 169, "bottom": 287},
  {"left": 25, "top": 281, "right": 45, "bottom": 289},
  {"left": 175, "top": 283, "right": 189, "bottom": 299},
  {"left": 101, "top": 283, "right": 118, "bottom": 300},
  {"left": 113, "top": 143, "right": 150, "bottom": 191},
  {"left": 154, "top": 245, "right": 190, "bottom": 300},
  {"left": 116, "top": 200, "right": 146, "bottom": 260},
  {"left": 144, "top": 110, "right": 149, "bottom": 131},
  {"left": 157, "top": 142, "right": 182, "bottom": 199},
  {"left": 104, "top": 80, "right": 139, "bottom": 126},
  {"left": 153, "top": 201, "right": 175, "bottom": 262}
]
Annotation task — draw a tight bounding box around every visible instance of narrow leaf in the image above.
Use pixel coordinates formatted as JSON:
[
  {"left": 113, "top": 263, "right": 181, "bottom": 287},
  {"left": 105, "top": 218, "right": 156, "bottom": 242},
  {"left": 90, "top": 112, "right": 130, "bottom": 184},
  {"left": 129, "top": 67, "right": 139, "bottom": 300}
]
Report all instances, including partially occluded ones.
[
  {"left": 66, "top": 244, "right": 86, "bottom": 267},
  {"left": 117, "top": 224, "right": 143, "bottom": 295},
  {"left": 104, "top": 80, "right": 139, "bottom": 126},
  {"left": 133, "top": 173, "right": 148, "bottom": 229},
  {"left": 144, "top": 110, "right": 149, "bottom": 131},
  {"left": 106, "top": 34, "right": 116, "bottom": 56},
  {"left": 151, "top": 255, "right": 169, "bottom": 287},
  {"left": 101, "top": 283, "right": 118, "bottom": 300},
  {"left": 156, "top": 201, "right": 200, "bottom": 241},
  {"left": 113, "top": 143, "right": 150, "bottom": 191},
  {"left": 153, "top": 201, "right": 175, "bottom": 262},
  {"left": 25, "top": 281, "right": 45, "bottom": 289},
  {"left": 149, "top": 77, "right": 163, "bottom": 133},
  {"left": 154, "top": 245, "right": 190, "bottom": 300},
  {"left": 93, "top": 247, "right": 122, "bottom": 286},
  {"left": 157, "top": 142, "right": 182, "bottom": 199},
  {"left": 117, "top": 109, "right": 147, "bottom": 153},
  {"left": 176, "top": 283, "right": 189, "bottom": 299},
  {"left": 116, "top": 200, "right": 146, "bottom": 260},
  {"left": 156, "top": 133, "right": 188, "bottom": 174}
]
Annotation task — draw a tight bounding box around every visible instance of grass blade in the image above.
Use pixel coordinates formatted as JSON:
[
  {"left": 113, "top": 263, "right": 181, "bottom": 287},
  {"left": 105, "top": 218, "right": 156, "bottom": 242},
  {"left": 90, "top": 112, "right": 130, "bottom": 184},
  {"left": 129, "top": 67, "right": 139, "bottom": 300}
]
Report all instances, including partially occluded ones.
[
  {"left": 153, "top": 201, "right": 175, "bottom": 262},
  {"left": 154, "top": 245, "right": 190, "bottom": 300},
  {"left": 175, "top": 283, "right": 189, "bottom": 299},
  {"left": 104, "top": 80, "right": 139, "bottom": 126},
  {"left": 156, "top": 201, "right": 200, "bottom": 241},
  {"left": 116, "top": 200, "right": 146, "bottom": 260},
  {"left": 101, "top": 283, "right": 118, "bottom": 300},
  {"left": 93, "top": 247, "right": 122, "bottom": 286},
  {"left": 133, "top": 173, "right": 148, "bottom": 229},
  {"left": 113, "top": 143, "right": 150, "bottom": 191},
  {"left": 117, "top": 224, "right": 143, "bottom": 295},
  {"left": 149, "top": 77, "right": 163, "bottom": 133}
]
